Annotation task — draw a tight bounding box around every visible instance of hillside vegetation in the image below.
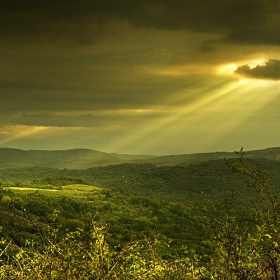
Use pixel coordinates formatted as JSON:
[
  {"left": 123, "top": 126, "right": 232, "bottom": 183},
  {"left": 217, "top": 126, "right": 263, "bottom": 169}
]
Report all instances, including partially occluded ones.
[
  {"left": 1, "top": 148, "right": 280, "bottom": 278},
  {"left": 0, "top": 148, "right": 154, "bottom": 169},
  {"left": 1, "top": 146, "right": 280, "bottom": 169}
]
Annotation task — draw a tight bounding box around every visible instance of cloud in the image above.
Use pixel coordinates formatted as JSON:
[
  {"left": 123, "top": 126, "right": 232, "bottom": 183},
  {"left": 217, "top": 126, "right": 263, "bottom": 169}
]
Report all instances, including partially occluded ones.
[
  {"left": 1, "top": 0, "right": 280, "bottom": 46},
  {"left": 235, "top": 59, "right": 280, "bottom": 81},
  {"left": 0, "top": 109, "right": 170, "bottom": 128}
]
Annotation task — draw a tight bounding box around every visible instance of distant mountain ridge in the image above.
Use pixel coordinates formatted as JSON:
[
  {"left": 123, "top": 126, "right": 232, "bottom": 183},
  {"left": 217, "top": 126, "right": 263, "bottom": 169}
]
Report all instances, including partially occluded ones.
[
  {"left": 140, "top": 147, "right": 280, "bottom": 166},
  {"left": 0, "top": 147, "right": 280, "bottom": 169},
  {"left": 0, "top": 148, "right": 154, "bottom": 169}
]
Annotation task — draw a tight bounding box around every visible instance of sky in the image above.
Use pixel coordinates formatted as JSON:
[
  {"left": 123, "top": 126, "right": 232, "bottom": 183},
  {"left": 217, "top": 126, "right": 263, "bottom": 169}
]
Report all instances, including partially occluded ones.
[{"left": 1, "top": 0, "right": 280, "bottom": 155}]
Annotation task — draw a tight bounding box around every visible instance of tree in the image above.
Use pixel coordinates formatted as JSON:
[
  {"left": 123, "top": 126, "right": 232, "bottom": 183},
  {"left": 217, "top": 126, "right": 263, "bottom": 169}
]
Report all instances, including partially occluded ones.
[{"left": 200, "top": 149, "right": 280, "bottom": 279}]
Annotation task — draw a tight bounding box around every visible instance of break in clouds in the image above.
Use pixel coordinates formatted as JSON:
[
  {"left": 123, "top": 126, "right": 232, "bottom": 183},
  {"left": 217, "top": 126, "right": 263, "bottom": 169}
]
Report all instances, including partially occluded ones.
[{"left": 235, "top": 59, "right": 280, "bottom": 81}]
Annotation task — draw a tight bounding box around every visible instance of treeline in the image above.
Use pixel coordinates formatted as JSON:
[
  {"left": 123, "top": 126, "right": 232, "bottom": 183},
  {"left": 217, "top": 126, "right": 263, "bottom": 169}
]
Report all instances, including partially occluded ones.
[{"left": 2, "top": 158, "right": 280, "bottom": 201}]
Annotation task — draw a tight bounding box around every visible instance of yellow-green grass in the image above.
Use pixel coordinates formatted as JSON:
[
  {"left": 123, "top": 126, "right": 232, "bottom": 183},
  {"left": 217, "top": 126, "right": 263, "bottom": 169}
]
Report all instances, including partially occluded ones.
[
  {"left": 6, "top": 187, "right": 58, "bottom": 192},
  {"left": 61, "top": 184, "right": 104, "bottom": 192},
  {"left": 4, "top": 184, "right": 105, "bottom": 198}
]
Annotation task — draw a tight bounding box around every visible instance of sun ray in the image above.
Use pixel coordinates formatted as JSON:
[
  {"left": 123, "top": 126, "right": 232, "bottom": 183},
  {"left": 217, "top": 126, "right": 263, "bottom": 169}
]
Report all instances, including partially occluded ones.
[
  {"left": 104, "top": 79, "right": 240, "bottom": 153},
  {"left": 105, "top": 77, "right": 280, "bottom": 154},
  {"left": 0, "top": 125, "right": 48, "bottom": 146}
]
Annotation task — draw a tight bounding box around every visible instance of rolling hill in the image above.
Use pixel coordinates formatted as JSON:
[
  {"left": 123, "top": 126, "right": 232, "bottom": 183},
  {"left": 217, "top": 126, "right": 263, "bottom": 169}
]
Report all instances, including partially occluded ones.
[
  {"left": 0, "top": 147, "right": 280, "bottom": 169},
  {"left": 0, "top": 148, "right": 153, "bottom": 169}
]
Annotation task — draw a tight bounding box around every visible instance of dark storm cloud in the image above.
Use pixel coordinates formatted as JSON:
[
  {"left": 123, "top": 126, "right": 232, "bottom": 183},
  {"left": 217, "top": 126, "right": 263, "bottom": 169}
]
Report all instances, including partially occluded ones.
[
  {"left": 1, "top": 44, "right": 211, "bottom": 112},
  {"left": 235, "top": 59, "right": 280, "bottom": 81},
  {"left": 0, "top": 0, "right": 118, "bottom": 45},
  {"left": 1, "top": 0, "right": 280, "bottom": 46}
]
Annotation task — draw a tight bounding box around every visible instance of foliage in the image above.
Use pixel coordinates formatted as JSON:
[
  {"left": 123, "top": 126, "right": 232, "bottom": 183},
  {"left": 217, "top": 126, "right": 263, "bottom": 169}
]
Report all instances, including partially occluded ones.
[
  {"left": 199, "top": 149, "right": 280, "bottom": 279},
  {"left": 1, "top": 149, "right": 280, "bottom": 278},
  {"left": 0, "top": 210, "right": 200, "bottom": 279},
  {"left": 0, "top": 182, "right": 204, "bottom": 251}
]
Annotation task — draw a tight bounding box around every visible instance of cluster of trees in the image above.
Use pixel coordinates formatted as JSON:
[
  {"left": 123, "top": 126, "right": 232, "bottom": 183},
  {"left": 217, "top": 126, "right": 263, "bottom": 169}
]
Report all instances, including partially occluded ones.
[
  {"left": 0, "top": 185, "right": 204, "bottom": 250},
  {"left": 1, "top": 153, "right": 280, "bottom": 278}
]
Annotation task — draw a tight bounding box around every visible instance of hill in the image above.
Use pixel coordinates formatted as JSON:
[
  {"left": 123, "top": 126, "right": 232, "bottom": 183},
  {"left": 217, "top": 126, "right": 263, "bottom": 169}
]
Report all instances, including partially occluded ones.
[
  {"left": 1, "top": 157, "right": 280, "bottom": 204},
  {"left": 0, "top": 148, "right": 154, "bottom": 169},
  {"left": 1, "top": 151, "right": 280, "bottom": 278},
  {"left": 1, "top": 147, "right": 280, "bottom": 169},
  {"left": 140, "top": 147, "right": 280, "bottom": 166}
]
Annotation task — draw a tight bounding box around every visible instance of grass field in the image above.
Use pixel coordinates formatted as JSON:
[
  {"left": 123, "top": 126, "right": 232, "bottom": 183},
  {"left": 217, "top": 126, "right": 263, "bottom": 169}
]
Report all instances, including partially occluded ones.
[{"left": 4, "top": 184, "right": 105, "bottom": 198}]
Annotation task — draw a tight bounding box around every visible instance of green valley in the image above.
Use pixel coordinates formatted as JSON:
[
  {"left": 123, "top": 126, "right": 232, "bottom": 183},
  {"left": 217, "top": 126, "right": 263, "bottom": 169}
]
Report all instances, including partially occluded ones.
[{"left": 1, "top": 148, "right": 280, "bottom": 278}]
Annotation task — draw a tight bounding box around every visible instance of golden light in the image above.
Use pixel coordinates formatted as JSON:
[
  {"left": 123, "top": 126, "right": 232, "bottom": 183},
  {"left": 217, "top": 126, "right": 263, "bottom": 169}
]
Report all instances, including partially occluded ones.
[
  {"left": 104, "top": 65, "right": 280, "bottom": 154},
  {"left": 2, "top": 58, "right": 279, "bottom": 154},
  {"left": 217, "top": 58, "right": 267, "bottom": 75},
  {"left": 0, "top": 125, "right": 48, "bottom": 146}
]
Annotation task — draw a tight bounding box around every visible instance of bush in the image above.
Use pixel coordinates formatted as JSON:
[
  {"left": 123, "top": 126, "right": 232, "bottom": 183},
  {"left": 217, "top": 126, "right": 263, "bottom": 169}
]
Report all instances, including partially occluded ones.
[{"left": 0, "top": 211, "right": 199, "bottom": 279}]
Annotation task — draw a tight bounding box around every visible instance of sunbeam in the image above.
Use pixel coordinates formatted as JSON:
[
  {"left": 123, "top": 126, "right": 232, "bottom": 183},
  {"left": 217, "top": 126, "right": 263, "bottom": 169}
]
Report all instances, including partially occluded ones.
[
  {"left": 0, "top": 125, "right": 48, "bottom": 146},
  {"left": 104, "top": 77, "right": 280, "bottom": 154}
]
